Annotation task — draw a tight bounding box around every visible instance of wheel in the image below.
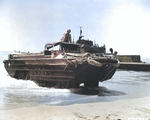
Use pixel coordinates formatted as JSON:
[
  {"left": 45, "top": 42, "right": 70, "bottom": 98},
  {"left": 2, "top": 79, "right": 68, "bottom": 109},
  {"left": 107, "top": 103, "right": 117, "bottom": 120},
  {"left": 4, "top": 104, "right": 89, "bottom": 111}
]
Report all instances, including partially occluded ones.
[
  {"left": 33, "top": 80, "right": 57, "bottom": 88},
  {"left": 84, "top": 81, "right": 99, "bottom": 87},
  {"left": 25, "top": 72, "right": 30, "bottom": 80}
]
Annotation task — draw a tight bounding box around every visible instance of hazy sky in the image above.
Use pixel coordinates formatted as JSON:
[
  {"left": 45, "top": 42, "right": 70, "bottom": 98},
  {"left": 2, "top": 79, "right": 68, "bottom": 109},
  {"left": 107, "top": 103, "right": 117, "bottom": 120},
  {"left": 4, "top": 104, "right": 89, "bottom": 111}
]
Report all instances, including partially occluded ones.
[{"left": 0, "top": 0, "right": 150, "bottom": 59}]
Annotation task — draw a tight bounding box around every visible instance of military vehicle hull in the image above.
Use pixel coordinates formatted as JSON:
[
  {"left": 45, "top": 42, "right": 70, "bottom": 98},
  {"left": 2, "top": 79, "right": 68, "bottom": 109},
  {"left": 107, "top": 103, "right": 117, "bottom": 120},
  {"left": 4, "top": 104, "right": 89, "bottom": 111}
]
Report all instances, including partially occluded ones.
[
  {"left": 3, "top": 42, "right": 119, "bottom": 88},
  {"left": 3, "top": 52, "right": 118, "bottom": 88}
]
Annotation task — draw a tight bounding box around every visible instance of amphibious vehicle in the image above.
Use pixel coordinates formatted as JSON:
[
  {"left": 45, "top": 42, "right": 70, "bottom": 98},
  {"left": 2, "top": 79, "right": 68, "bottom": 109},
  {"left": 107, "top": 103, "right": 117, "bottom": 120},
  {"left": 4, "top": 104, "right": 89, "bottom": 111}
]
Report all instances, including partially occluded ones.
[{"left": 3, "top": 30, "right": 119, "bottom": 88}]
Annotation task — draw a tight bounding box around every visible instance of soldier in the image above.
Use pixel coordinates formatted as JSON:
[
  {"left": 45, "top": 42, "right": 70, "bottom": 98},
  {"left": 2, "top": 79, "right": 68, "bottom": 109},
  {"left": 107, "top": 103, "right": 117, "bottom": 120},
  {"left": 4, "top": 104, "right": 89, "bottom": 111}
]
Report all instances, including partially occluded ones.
[{"left": 61, "top": 29, "right": 72, "bottom": 43}]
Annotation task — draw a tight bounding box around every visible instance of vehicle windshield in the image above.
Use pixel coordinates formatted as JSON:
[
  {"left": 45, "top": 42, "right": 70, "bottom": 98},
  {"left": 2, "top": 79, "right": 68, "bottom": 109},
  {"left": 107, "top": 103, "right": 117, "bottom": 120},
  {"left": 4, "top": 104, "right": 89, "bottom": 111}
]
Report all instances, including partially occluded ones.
[{"left": 45, "top": 42, "right": 81, "bottom": 51}]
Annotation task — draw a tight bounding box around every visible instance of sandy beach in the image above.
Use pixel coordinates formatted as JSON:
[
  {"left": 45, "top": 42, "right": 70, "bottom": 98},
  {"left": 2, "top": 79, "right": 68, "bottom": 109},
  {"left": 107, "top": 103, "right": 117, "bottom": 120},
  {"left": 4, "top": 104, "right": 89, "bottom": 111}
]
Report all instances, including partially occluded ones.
[{"left": 0, "top": 96, "right": 150, "bottom": 120}]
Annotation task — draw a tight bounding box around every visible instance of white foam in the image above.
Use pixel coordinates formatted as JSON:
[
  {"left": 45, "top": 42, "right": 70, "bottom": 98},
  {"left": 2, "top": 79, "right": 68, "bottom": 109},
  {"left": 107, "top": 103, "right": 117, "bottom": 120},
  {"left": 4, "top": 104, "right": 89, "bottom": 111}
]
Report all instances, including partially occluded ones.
[{"left": 48, "top": 100, "right": 63, "bottom": 105}]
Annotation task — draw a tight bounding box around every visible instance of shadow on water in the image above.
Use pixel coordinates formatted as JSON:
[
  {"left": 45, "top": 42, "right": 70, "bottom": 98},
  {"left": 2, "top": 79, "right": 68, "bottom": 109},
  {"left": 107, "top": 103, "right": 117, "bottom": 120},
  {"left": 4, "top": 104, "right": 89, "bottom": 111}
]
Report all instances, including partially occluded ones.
[
  {"left": 0, "top": 85, "right": 127, "bottom": 110},
  {"left": 69, "top": 86, "right": 126, "bottom": 96}
]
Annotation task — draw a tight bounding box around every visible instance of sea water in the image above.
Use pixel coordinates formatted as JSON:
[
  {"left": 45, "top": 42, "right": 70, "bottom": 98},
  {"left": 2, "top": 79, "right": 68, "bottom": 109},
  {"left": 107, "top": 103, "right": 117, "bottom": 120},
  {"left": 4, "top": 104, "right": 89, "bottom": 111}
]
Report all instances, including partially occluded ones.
[{"left": 0, "top": 51, "right": 150, "bottom": 110}]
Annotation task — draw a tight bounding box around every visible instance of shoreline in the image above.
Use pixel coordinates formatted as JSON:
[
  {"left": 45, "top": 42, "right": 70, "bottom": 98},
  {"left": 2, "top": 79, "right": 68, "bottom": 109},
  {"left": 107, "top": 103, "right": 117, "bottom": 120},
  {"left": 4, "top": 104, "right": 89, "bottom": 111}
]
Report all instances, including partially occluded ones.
[{"left": 0, "top": 96, "right": 150, "bottom": 120}]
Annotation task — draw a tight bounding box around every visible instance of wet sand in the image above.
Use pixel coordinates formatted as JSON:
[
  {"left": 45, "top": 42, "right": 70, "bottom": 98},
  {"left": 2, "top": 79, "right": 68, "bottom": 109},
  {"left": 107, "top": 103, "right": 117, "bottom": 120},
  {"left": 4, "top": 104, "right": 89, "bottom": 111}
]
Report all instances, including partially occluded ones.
[{"left": 0, "top": 96, "right": 150, "bottom": 120}]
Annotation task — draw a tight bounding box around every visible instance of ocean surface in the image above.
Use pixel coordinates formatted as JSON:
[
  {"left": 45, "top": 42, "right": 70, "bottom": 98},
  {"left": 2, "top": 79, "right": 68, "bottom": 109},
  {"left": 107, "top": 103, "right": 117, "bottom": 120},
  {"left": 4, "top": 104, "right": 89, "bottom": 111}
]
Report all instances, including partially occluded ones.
[{"left": 0, "top": 51, "right": 150, "bottom": 110}]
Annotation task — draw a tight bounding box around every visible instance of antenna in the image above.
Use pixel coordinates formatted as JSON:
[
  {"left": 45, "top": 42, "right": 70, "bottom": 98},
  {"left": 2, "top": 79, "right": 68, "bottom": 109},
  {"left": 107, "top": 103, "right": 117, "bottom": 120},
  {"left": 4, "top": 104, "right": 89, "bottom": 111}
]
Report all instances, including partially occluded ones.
[
  {"left": 79, "top": 26, "right": 82, "bottom": 36},
  {"left": 73, "top": 36, "right": 74, "bottom": 43},
  {"left": 78, "top": 26, "right": 84, "bottom": 41}
]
